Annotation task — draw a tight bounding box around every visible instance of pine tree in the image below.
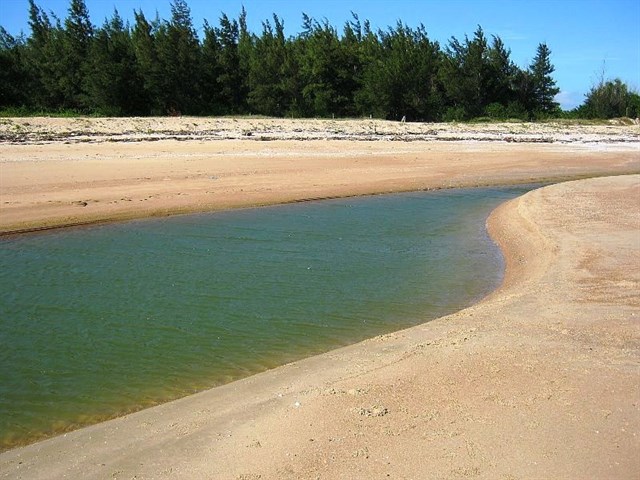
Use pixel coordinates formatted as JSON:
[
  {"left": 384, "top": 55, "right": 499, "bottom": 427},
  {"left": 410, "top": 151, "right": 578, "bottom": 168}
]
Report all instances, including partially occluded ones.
[
  {"left": 159, "top": 0, "right": 201, "bottom": 114},
  {"left": 353, "top": 20, "right": 383, "bottom": 117},
  {"left": 440, "top": 26, "right": 492, "bottom": 119},
  {"left": 485, "top": 36, "right": 516, "bottom": 116},
  {"left": 62, "top": 0, "right": 94, "bottom": 109},
  {"left": 298, "top": 17, "right": 346, "bottom": 117},
  {"left": 131, "top": 10, "right": 163, "bottom": 114},
  {"left": 86, "top": 10, "right": 144, "bottom": 115},
  {"left": 25, "top": 0, "right": 66, "bottom": 109},
  {"left": 358, "top": 23, "right": 441, "bottom": 120},
  {"left": 247, "top": 15, "right": 288, "bottom": 116},
  {"left": 0, "top": 28, "right": 28, "bottom": 108},
  {"left": 237, "top": 7, "right": 252, "bottom": 111},
  {"left": 216, "top": 14, "right": 243, "bottom": 112},
  {"left": 200, "top": 20, "right": 223, "bottom": 114},
  {"left": 336, "top": 14, "right": 364, "bottom": 117},
  {"left": 529, "top": 42, "right": 560, "bottom": 115}
]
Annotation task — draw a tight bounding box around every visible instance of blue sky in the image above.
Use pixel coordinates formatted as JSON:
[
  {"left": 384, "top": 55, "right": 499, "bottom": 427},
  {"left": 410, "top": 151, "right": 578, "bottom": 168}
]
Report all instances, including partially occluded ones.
[{"left": 2, "top": 0, "right": 639, "bottom": 110}]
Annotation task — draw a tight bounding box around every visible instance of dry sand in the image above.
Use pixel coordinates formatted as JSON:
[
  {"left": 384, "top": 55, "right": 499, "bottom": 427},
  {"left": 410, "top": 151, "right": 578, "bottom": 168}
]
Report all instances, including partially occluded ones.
[
  {"left": 0, "top": 118, "right": 639, "bottom": 479},
  {"left": 0, "top": 117, "right": 638, "bottom": 234}
]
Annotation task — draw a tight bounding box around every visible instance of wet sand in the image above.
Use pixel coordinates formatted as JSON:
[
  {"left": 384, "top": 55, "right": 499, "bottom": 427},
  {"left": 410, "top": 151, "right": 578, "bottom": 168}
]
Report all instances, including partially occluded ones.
[{"left": 0, "top": 118, "right": 639, "bottom": 479}]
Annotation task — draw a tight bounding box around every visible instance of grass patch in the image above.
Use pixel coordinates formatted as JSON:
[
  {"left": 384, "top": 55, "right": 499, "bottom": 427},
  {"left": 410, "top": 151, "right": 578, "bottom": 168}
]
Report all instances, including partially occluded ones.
[{"left": 0, "top": 107, "right": 101, "bottom": 118}]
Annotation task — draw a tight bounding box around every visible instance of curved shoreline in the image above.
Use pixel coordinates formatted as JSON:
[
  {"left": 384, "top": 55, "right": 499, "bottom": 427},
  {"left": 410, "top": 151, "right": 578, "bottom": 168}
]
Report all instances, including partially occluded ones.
[
  {"left": 1, "top": 118, "right": 639, "bottom": 235},
  {"left": 1, "top": 175, "right": 638, "bottom": 479},
  {"left": 0, "top": 186, "right": 514, "bottom": 449},
  {"left": 0, "top": 175, "right": 578, "bottom": 236}
]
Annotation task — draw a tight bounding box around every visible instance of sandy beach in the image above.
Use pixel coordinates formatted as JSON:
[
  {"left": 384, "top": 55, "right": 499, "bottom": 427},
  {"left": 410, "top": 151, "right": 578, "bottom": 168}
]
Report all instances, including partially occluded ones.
[
  {"left": 0, "top": 117, "right": 638, "bottom": 234},
  {"left": 0, "top": 118, "right": 639, "bottom": 479}
]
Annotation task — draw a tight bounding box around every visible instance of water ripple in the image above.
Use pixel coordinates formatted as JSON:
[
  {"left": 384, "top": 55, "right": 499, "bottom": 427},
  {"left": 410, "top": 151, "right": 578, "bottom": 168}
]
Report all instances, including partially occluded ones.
[{"left": 0, "top": 184, "right": 538, "bottom": 448}]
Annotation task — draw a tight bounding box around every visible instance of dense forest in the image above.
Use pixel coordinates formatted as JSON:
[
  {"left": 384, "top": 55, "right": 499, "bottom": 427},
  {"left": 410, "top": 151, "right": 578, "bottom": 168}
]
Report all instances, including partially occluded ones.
[{"left": 0, "top": 0, "right": 638, "bottom": 120}]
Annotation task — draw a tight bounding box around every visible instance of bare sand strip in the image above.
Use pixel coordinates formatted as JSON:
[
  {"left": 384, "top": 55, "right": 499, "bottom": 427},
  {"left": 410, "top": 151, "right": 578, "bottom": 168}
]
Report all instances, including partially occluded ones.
[
  {"left": 1, "top": 118, "right": 639, "bottom": 234},
  {"left": 1, "top": 175, "right": 638, "bottom": 479}
]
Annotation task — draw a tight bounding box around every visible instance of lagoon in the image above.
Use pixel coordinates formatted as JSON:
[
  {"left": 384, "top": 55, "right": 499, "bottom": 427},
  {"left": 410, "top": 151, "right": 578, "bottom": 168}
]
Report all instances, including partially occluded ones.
[{"left": 0, "top": 185, "right": 536, "bottom": 449}]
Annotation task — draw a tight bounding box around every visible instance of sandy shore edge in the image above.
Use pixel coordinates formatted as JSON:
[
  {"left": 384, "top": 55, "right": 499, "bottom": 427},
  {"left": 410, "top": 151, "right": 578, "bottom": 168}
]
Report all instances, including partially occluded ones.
[
  {"left": 1, "top": 174, "right": 638, "bottom": 479},
  {"left": 1, "top": 117, "right": 639, "bottom": 235}
]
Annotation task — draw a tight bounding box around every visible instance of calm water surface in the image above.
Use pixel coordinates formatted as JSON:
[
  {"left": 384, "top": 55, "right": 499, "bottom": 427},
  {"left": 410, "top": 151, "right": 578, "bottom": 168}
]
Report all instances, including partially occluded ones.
[{"left": 0, "top": 185, "right": 536, "bottom": 448}]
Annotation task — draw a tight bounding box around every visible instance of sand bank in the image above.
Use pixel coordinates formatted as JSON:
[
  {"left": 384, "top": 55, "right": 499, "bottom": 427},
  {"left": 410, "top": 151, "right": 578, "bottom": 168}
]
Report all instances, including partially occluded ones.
[
  {"left": 0, "top": 117, "right": 638, "bottom": 234},
  {"left": 1, "top": 170, "right": 638, "bottom": 478}
]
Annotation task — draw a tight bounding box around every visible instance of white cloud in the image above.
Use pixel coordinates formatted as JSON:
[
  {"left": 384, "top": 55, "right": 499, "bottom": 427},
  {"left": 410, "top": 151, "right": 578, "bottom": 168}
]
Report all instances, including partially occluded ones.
[{"left": 555, "top": 90, "right": 582, "bottom": 110}]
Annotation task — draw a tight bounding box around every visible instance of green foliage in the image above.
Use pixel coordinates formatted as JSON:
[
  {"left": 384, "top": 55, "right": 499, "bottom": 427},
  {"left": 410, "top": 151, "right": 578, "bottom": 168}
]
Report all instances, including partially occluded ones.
[
  {"left": 24, "top": 0, "right": 64, "bottom": 109},
  {"left": 484, "top": 102, "right": 507, "bottom": 119},
  {"left": 0, "top": 0, "right": 582, "bottom": 120},
  {"left": 0, "top": 28, "right": 29, "bottom": 108},
  {"left": 247, "top": 15, "right": 291, "bottom": 116},
  {"left": 215, "top": 13, "right": 245, "bottom": 113},
  {"left": 61, "top": 0, "right": 93, "bottom": 110},
  {"left": 440, "top": 26, "right": 493, "bottom": 119},
  {"left": 131, "top": 11, "right": 168, "bottom": 114},
  {"left": 576, "top": 78, "right": 639, "bottom": 119},
  {"left": 529, "top": 43, "right": 560, "bottom": 116},
  {"left": 158, "top": 0, "right": 201, "bottom": 114},
  {"left": 297, "top": 18, "right": 352, "bottom": 117},
  {"left": 86, "top": 10, "right": 145, "bottom": 115},
  {"left": 443, "top": 106, "right": 466, "bottom": 122},
  {"left": 358, "top": 22, "right": 442, "bottom": 121}
]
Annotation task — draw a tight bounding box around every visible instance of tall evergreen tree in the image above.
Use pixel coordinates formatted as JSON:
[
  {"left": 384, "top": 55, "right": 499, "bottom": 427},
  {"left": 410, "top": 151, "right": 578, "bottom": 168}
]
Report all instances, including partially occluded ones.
[
  {"left": 353, "top": 19, "right": 382, "bottom": 116},
  {"left": 157, "top": 0, "right": 200, "bottom": 114},
  {"left": 248, "top": 15, "right": 289, "bottom": 116},
  {"left": 200, "top": 20, "right": 224, "bottom": 114},
  {"left": 25, "top": 0, "right": 66, "bottom": 109},
  {"left": 237, "top": 7, "right": 252, "bottom": 111},
  {"left": 86, "top": 10, "right": 144, "bottom": 115},
  {"left": 298, "top": 17, "right": 348, "bottom": 116},
  {"left": 0, "top": 28, "right": 28, "bottom": 108},
  {"left": 131, "top": 10, "right": 163, "bottom": 114},
  {"left": 336, "top": 14, "right": 364, "bottom": 117},
  {"left": 62, "top": 0, "right": 94, "bottom": 109},
  {"left": 216, "top": 13, "right": 244, "bottom": 112},
  {"left": 529, "top": 42, "right": 559, "bottom": 115},
  {"left": 485, "top": 37, "right": 515, "bottom": 109},
  {"left": 358, "top": 23, "right": 442, "bottom": 120},
  {"left": 440, "top": 26, "right": 493, "bottom": 119},
  {"left": 281, "top": 32, "right": 306, "bottom": 116}
]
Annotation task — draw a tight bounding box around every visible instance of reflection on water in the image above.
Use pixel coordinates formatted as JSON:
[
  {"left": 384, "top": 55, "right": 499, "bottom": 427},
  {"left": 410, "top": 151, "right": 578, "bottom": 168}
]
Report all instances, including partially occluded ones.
[{"left": 0, "top": 185, "right": 536, "bottom": 448}]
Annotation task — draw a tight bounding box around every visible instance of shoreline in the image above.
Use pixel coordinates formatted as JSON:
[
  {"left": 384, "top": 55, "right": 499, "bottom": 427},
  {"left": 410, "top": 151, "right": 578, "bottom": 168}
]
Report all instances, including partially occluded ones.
[
  {"left": 1, "top": 174, "right": 638, "bottom": 478},
  {"left": 0, "top": 175, "right": 585, "bottom": 237},
  {"left": 0, "top": 184, "right": 517, "bottom": 451},
  {"left": 1, "top": 118, "right": 638, "bottom": 235}
]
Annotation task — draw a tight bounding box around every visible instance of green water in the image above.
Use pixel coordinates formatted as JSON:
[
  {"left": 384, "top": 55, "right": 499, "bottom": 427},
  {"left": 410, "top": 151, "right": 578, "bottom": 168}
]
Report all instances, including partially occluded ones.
[{"left": 0, "top": 185, "right": 535, "bottom": 448}]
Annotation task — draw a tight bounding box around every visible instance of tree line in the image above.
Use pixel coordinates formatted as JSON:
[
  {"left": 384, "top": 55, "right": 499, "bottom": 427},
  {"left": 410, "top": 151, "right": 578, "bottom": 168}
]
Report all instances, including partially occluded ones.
[{"left": 0, "top": 0, "right": 637, "bottom": 120}]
